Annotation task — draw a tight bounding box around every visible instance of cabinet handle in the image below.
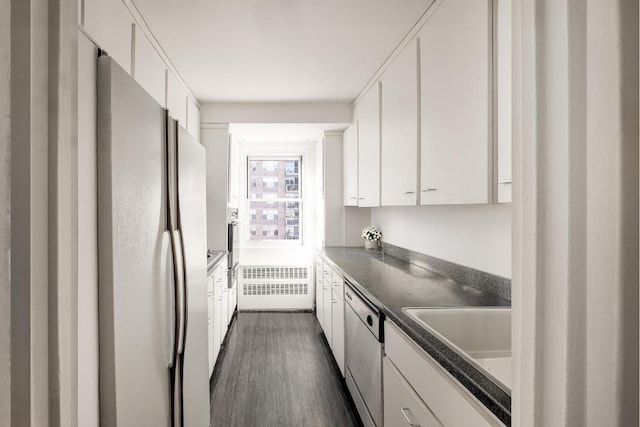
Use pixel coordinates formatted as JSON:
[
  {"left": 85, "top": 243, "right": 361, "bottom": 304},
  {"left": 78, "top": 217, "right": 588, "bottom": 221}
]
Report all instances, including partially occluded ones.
[
  {"left": 350, "top": 197, "right": 357, "bottom": 200},
  {"left": 401, "top": 408, "right": 421, "bottom": 427},
  {"left": 421, "top": 188, "right": 437, "bottom": 192},
  {"left": 332, "top": 300, "right": 338, "bottom": 304},
  {"left": 403, "top": 191, "right": 415, "bottom": 194},
  {"left": 358, "top": 197, "right": 365, "bottom": 200},
  {"left": 499, "top": 180, "right": 512, "bottom": 185}
]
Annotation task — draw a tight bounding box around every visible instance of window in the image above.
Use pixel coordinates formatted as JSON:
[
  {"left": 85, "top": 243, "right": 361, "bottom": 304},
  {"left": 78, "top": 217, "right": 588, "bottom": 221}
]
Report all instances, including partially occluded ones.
[
  {"left": 263, "top": 161, "right": 278, "bottom": 171},
  {"left": 247, "top": 158, "right": 302, "bottom": 242},
  {"left": 263, "top": 177, "right": 278, "bottom": 188}
]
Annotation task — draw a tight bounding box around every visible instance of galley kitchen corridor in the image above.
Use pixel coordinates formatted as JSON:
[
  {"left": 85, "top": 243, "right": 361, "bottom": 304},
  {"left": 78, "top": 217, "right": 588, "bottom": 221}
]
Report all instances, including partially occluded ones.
[{"left": 209, "top": 313, "right": 361, "bottom": 427}]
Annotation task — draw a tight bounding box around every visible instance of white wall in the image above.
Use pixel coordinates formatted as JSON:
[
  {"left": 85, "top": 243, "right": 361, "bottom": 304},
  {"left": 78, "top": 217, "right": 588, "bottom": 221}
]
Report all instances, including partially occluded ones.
[
  {"left": 512, "top": 0, "right": 638, "bottom": 424},
  {"left": 371, "top": 204, "right": 511, "bottom": 278},
  {"left": 0, "top": 0, "right": 10, "bottom": 424},
  {"left": 344, "top": 207, "right": 372, "bottom": 247}
]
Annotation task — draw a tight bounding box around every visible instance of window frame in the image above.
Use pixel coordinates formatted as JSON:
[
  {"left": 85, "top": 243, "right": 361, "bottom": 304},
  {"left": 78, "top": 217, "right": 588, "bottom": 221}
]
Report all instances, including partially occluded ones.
[{"left": 244, "top": 155, "right": 304, "bottom": 247}]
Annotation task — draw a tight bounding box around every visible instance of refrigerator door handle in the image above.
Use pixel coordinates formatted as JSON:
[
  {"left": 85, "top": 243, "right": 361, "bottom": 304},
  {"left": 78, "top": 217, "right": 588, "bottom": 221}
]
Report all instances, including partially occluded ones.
[
  {"left": 161, "top": 231, "right": 176, "bottom": 368},
  {"left": 171, "top": 229, "right": 186, "bottom": 355}
]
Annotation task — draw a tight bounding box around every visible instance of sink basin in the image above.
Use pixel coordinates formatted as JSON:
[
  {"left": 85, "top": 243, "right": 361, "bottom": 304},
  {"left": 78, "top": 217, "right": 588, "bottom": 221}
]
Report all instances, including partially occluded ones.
[{"left": 403, "top": 307, "right": 512, "bottom": 391}]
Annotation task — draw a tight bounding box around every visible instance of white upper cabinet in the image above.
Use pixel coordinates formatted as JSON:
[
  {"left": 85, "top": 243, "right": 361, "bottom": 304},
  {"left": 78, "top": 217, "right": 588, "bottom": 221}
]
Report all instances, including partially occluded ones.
[
  {"left": 343, "top": 124, "right": 358, "bottom": 206},
  {"left": 84, "top": 0, "right": 134, "bottom": 73},
  {"left": 133, "top": 26, "right": 167, "bottom": 107},
  {"left": 228, "top": 134, "right": 240, "bottom": 208},
  {"left": 419, "top": 0, "right": 491, "bottom": 205},
  {"left": 167, "top": 70, "right": 188, "bottom": 127},
  {"left": 380, "top": 39, "right": 419, "bottom": 206},
  {"left": 356, "top": 83, "right": 381, "bottom": 207},
  {"left": 187, "top": 97, "right": 200, "bottom": 140},
  {"left": 497, "top": 0, "right": 512, "bottom": 203}
]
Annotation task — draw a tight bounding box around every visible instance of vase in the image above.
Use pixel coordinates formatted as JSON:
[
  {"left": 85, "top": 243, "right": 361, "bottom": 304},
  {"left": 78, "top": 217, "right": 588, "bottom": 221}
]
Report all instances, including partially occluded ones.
[{"left": 364, "top": 239, "right": 378, "bottom": 250}]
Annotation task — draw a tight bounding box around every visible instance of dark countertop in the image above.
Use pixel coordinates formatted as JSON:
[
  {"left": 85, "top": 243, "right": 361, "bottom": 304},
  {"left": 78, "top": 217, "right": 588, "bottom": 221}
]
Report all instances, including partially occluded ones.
[
  {"left": 319, "top": 246, "right": 511, "bottom": 426},
  {"left": 207, "top": 250, "right": 227, "bottom": 277}
]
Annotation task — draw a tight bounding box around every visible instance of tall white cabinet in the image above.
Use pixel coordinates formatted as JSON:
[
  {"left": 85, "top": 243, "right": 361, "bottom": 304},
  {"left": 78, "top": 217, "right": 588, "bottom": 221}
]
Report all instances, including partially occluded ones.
[
  {"left": 202, "top": 124, "right": 230, "bottom": 251},
  {"left": 356, "top": 83, "right": 381, "bottom": 207},
  {"left": 343, "top": 124, "right": 359, "bottom": 206},
  {"left": 419, "top": 0, "right": 492, "bottom": 205},
  {"left": 496, "top": 0, "right": 512, "bottom": 203},
  {"left": 380, "top": 39, "right": 420, "bottom": 206}
]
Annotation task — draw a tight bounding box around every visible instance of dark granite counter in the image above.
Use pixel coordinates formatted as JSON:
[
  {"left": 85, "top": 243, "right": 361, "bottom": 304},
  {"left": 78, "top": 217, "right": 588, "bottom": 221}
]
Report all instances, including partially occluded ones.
[
  {"left": 318, "top": 246, "right": 511, "bottom": 426},
  {"left": 207, "top": 250, "right": 227, "bottom": 277}
]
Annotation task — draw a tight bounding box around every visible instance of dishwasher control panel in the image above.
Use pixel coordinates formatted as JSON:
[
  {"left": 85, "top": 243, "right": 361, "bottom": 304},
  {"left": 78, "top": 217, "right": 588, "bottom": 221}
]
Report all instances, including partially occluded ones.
[{"left": 344, "top": 280, "right": 384, "bottom": 342}]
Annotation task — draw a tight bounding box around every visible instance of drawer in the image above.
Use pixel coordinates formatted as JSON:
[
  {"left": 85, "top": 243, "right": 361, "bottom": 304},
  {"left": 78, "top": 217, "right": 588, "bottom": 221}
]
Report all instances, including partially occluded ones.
[
  {"left": 383, "top": 357, "right": 442, "bottom": 427},
  {"left": 385, "top": 321, "right": 502, "bottom": 426},
  {"left": 330, "top": 268, "right": 344, "bottom": 297},
  {"left": 322, "top": 261, "right": 332, "bottom": 280}
]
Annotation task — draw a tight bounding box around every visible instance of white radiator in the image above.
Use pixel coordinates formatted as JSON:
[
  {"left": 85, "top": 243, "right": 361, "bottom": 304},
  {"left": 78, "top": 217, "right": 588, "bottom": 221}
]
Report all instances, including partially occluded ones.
[{"left": 238, "top": 265, "right": 314, "bottom": 310}]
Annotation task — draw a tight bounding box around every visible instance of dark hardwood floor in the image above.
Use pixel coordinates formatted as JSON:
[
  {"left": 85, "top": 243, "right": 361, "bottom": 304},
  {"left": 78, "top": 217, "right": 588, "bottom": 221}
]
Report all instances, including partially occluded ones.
[{"left": 210, "top": 312, "right": 361, "bottom": 427}]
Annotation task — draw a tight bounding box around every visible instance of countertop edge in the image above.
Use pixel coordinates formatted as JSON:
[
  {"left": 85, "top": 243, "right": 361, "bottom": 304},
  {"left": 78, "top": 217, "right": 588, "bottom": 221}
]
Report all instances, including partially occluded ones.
[
  {"left": 207, "top": 251, "right": 227, "bottom": 277},
  {"left": 317, "top": 249, "right": 511, "bottom": 426}
]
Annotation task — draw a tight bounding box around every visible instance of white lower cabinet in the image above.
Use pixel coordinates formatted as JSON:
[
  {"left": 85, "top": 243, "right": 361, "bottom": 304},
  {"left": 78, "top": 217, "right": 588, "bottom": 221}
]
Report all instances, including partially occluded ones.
[
  {"left": 315, "top": 260, "right": 324, "bottom": 328},
  {"left": 331, "top": 286, "right": 345, "bottom": 376},
  {"left": 211, "top": 266, "right": 223, "bottom": 368},
  {"left": 322, "top": 275, "right": 333, "bottom": 346},
  {"left": 384, "top": 357, "right": 442, "bottom": 427},
  {"left": 220, "top": 268, "right": 229, "bottom": 338},
  {"left": 385, "top": 321, "right": 503, "bottom": 426},
  {"left": 207, "top": 276, "right": 215, "bottom": 375},
  {"left": 227, "top": 276, "right": 237, "bottom": 325},
  {"left": 209, "top": 257, "right": 231, "bottom": 375},
  {"left": 316, "top": 256, "right": 346, "bottom": 376}
]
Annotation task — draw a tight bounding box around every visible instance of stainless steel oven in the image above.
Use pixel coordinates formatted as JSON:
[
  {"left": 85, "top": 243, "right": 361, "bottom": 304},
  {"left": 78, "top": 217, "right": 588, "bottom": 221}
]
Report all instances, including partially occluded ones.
[
  {"left": 227, "top": 208, "right": 239, "bottom": 270},
  {"left": 345, "top": 280, "right": 384, "bottom": 427}
]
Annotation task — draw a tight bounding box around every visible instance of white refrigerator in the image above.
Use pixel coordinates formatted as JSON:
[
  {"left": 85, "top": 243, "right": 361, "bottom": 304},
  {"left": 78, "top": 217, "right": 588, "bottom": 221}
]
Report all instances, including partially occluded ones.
[{"left": 97, "top": 55, "right": 209, "bottom": 427}]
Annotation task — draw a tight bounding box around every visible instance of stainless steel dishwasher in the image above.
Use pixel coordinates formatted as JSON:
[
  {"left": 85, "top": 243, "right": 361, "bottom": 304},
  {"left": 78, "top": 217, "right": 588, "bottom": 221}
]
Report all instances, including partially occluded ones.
[{"left": 344, "top": 279, "right": 384, "bottom": 427}]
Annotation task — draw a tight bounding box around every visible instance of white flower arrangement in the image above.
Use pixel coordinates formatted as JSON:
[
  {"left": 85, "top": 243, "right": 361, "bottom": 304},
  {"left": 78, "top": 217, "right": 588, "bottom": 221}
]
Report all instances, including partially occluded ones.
[{"left": 361, "top": 226, "right": 382, "bottom": 241}]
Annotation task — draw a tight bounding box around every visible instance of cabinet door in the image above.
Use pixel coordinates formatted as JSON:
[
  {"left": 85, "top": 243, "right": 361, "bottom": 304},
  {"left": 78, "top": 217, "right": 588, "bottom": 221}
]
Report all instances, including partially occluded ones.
[
  {"left": 228, "top": 134, "right": 240, "bottom": 208},
  {"left": 331, "top": 289, "right": 345, "bottom": 376},
  {"left": 497, "top": 0, "right": 512, "bottom": 203},
  {"left": 383, "top": 358, "right": 442, "bottom": 427},
  {"left": 322, "top": 282, "right": 333, "bottom": 345},
  {"left": 357, "top": 83, "right": 381, "bottom": 207},
  {"left": 381, "top": 39, "right": 419, "bottom": 206},
  {"left": 227, "top": 283, "right": 237, "bottom": 325},
  {"left": 212, "top": 270, "right": 223, "bottom": 363},
  {"left": 220, "top": 269, "right": 229, "bottom": 337},
  {"left": 315, "top": 260, "right": 324, "bottom": 327},
  {"left": 167, "top": 70, "right": 187, "bottom": 127},
  {"left": 133, "top": 28, "right": 166, "bottom": 107},
  {"left": 343, "top": 125, "right": 359, "bottom": 206},
  {"left": 207, "top": 277, "right": 215, "bottom": 375},
  {"left": 419, "top": 0, "right": 491, "bottom": 205},
  {"left": 84, "top": 0, "right": 133, "bottom": 73}
]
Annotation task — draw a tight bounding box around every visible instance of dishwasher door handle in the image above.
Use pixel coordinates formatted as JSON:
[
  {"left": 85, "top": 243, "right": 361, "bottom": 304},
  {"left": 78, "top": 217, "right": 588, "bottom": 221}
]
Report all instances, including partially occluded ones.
[{"left": 401, "top": 408, "right": 421, "bottom": 426}]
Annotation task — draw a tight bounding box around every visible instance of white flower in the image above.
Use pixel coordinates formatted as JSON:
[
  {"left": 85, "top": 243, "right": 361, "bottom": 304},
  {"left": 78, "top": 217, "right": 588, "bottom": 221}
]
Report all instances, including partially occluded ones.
[{"left": 361, "top": 226, "right": 382, "bottom": 241}]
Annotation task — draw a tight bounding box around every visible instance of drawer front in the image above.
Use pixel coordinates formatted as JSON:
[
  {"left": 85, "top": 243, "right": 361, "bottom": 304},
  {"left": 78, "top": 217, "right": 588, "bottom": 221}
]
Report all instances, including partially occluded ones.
[
  {"left": 384, "top": 357, "right": 442, "bottom": 427},
  {"left": 385, "top": 321, "right": 501, "bottom": 426},
  {"left": 323, "top": 260, "right": 332, "bottom": 281},
  {"left": 330, "top": 267, "right": 344, "bottom": 297}
]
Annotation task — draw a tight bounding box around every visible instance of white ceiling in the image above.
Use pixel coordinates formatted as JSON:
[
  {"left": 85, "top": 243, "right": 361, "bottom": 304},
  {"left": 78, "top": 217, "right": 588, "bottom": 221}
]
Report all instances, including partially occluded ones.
[{"left": 132, "top": 0, "right": 432, "bottom": 103}]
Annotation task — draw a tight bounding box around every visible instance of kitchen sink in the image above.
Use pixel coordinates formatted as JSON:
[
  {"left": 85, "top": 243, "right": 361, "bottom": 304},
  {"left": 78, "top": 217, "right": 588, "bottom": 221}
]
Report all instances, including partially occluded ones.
[{"left": 403, "top": 307, "right": 512, "bottom": 391}]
